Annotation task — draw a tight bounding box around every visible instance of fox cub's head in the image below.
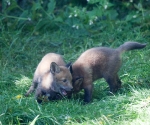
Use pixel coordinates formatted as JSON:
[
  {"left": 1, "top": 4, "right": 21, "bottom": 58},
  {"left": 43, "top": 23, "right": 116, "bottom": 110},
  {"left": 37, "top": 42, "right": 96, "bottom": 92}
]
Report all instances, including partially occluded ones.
[{"left": 50, "top": 62, "right": 73, "bottom": 96}]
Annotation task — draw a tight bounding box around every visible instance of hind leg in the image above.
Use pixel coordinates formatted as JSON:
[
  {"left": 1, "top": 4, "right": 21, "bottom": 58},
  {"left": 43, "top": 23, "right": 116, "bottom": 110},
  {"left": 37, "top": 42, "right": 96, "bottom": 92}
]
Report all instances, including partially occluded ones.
[
  {"left": 104, "top": 75, "right": 119, "bottom": 93},
  {"left": 116, "top": 75, "right": 122, "bottom": 89},
  {"left": 25, "top": 81, "right": 38, "bottom": 96}
]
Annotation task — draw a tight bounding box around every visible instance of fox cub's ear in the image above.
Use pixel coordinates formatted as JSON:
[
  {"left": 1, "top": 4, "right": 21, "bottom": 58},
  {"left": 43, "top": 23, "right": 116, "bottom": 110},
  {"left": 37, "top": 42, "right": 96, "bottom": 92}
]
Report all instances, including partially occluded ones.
[
  {"left": 50, "top": 62, "right": 60, "bottom": 74},
  {"left": 66, "top": 62, "right": 73, "bottom": 74}
]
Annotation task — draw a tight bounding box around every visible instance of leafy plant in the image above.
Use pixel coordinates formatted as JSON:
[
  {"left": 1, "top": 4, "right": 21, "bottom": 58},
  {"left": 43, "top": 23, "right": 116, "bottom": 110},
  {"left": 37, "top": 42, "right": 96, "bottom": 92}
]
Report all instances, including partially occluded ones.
[{"left": 1, "top": 0, "right": 150, "bottom": 34}]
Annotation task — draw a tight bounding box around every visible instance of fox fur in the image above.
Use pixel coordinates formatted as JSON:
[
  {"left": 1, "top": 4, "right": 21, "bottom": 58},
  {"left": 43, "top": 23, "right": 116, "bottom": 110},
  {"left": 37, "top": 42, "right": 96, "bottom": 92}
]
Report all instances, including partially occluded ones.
[
  {"left": 25, "top": 53, "right": 73, "bottom": 103},
  {"left": 70, "top": 42, "right": 146, "bottom": 103}
]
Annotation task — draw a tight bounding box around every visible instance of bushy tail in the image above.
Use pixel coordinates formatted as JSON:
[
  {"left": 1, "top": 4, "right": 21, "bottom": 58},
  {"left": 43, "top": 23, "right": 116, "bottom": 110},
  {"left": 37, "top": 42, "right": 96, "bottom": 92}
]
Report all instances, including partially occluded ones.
[{"left": 117, "top": 41, "right": 146, "bottom": 53}]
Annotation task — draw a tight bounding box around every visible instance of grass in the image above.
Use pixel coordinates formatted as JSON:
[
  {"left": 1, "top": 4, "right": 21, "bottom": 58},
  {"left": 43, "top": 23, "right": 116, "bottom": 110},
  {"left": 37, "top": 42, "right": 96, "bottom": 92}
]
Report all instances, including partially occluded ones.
[{"left": 0, "top": 22, "right": 150, "bottom": 125}]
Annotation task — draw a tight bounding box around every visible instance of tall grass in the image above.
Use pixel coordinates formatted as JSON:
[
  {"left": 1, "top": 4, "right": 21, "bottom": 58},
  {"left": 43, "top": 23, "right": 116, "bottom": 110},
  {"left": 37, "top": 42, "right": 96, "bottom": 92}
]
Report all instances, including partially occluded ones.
[{"left": 0, "top": 22, "right": 150, "bottom": 125}]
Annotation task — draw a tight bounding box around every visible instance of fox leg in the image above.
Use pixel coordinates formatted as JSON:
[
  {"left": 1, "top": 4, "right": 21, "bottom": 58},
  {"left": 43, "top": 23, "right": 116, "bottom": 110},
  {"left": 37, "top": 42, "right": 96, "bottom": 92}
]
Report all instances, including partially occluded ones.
[
  {"left": 104, "top": 75, "right": 119, "bottom": 92},
  {"left": 83, "top": 84, "right": 93, "bottom": 103},
  {"left": 67, "top": 92, "right": 72, "bottom": 99},
  {"left": 24, "top": 81, "right": 38, "bottom": 96},
  {"left": 116, "top": 75, "right": 122, "bottom": 89}
]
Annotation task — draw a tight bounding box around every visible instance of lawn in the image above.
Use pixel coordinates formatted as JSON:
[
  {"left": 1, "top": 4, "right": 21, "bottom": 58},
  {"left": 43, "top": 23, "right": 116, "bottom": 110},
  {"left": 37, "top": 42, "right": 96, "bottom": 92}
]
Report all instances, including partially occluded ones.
[{"left": 0, "top": 22, "right": 150, "bottom": 125}]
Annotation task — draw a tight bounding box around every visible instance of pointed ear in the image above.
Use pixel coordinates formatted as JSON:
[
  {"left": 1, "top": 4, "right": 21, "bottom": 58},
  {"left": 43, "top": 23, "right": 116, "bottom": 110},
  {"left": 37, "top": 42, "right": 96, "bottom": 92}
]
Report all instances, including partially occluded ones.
[
  {"left": 66, "top": 62, "right": 72, "bottom": 68},
  {"left": 66, "top": 62, "right": 73, "bottom": 74},
  {"left": 50, "top": 62, "right": 60, "bottom": 74},
  {"left": 74, "top": 77, "right": 83, "bottom": 87}
]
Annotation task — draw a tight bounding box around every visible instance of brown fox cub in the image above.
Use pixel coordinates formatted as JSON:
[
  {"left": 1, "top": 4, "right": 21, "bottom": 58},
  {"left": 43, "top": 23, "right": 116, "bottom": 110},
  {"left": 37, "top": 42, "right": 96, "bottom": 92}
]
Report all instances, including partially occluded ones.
[
  {"left": 25, "top": 53, "right": 73, "bottom": 103},
  {"left": 70, "top": 42, "right": 146, "bottom": 103}
]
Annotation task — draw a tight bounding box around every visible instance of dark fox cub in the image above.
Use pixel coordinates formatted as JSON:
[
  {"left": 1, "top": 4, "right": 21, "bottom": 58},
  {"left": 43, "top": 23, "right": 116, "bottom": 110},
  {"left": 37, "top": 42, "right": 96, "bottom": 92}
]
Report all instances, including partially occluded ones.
[
  {"left": 70, "top": 42, "right": 146, "bottom": 103},
  {"left": 25, "top": 53, "right": 73, "bottom": 103}
]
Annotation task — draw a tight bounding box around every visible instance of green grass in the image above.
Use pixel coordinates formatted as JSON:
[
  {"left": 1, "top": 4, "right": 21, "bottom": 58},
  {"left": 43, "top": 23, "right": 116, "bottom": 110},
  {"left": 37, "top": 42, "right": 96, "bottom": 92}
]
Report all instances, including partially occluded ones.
[{"left": 0, "top": 22, "right": 150, "bottom": 125}]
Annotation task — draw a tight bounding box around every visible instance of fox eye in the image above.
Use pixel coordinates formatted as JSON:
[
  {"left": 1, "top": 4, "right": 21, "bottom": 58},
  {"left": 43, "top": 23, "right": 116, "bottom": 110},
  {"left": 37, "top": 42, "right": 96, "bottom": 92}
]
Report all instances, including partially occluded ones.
[{"left": 63, "top": 79, "right": 67, "bottom": 82}]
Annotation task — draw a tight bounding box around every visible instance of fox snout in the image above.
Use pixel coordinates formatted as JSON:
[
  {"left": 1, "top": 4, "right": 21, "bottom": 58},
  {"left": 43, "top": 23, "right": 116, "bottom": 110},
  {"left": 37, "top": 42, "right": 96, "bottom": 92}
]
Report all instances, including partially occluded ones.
[
  {"left": 59, "top": 85, "right": 73, "bottom": 96},
  {"left": 63, "top": 85, "right": 73, "bottom": 91}
]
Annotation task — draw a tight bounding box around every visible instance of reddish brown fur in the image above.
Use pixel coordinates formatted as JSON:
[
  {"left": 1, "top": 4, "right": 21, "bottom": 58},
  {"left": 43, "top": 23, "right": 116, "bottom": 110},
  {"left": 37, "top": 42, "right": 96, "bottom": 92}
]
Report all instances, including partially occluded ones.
[
  {"left": 71, "top": 42, "right": 146, "bottom": 103},
  {"left": 25, "top": 53, "right": 73, "bottom": 103}
]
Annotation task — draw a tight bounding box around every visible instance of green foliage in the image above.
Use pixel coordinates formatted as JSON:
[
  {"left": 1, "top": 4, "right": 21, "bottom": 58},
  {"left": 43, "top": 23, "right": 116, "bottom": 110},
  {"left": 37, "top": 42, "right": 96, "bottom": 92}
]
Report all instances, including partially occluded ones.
[
  {"left": 0, "top": 0, "right": 150, "bottom": 125},
  {"left": 1, "top": 0, "right": 150, "bottom": 34}
]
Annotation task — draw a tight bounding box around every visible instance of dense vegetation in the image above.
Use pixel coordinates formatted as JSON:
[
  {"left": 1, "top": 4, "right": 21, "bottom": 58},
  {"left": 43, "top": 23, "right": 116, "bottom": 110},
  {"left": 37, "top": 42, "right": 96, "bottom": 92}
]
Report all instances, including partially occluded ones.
[{"left": 0, "top": 0, "right": 150, "bottom": 124}]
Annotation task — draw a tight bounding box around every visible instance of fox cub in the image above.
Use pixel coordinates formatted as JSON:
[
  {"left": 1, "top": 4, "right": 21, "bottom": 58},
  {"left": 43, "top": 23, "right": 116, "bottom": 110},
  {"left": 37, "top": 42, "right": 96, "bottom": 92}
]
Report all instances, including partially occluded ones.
[
  {"left": 70, "top": 42, "right": 146, "bottom": 103},
  {"left": 25, "top": 53, "right": 73, "bottom": 103}
]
